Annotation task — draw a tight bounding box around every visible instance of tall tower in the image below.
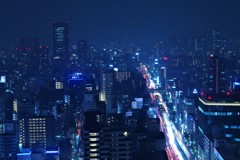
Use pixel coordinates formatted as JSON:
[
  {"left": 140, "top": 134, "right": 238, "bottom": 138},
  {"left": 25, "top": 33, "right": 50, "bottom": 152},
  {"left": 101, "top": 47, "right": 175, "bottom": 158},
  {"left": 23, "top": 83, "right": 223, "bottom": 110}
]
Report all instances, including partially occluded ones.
[
  {"left": 207, "top": 55, "right": 225, "bottom": 94},
  {"left": 16, "top": 38, "right": 40, "bottom": 77},
  {"left": 39, "top": 46, "right": 50, "bottom": 80},
  {"left": 19, "top": 116, "right": 55, "bottom": 148},
  {"left": 160, "top": 67, "right": 167, "bottom": 89},
  {"left": 100, "top": 71, "right": 132, "bottom": 115},
  {"left": 100, "top": 71, "right": 115, "bottom": 115},
  {"left": 53, "top": 22, "right": 69, "bottom": 73},
  {"left": 78, "top": 40, "right": 88, "bottom": 72}
]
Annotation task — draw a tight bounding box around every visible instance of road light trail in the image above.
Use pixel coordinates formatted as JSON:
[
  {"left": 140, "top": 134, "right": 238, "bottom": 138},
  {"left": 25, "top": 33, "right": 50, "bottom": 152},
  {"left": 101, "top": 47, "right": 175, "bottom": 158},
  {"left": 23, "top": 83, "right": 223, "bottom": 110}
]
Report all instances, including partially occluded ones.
[{"left": 140, "top": 63, "right": 186, "bottom": 160}]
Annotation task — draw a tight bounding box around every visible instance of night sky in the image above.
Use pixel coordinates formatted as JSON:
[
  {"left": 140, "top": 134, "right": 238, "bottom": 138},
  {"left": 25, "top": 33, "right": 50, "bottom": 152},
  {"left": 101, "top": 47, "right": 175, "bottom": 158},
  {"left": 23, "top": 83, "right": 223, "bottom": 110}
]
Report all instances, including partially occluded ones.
[{"left": 1, "top": 0, "right": 240, "bottom": 46}]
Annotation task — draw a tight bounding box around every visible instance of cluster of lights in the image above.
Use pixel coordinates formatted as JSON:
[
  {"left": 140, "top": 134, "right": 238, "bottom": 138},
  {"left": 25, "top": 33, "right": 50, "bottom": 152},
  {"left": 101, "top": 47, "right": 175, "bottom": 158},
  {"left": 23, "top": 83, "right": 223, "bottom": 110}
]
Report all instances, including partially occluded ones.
[{"left": 199, "top": 97, "right": 240, "bottom": 106}]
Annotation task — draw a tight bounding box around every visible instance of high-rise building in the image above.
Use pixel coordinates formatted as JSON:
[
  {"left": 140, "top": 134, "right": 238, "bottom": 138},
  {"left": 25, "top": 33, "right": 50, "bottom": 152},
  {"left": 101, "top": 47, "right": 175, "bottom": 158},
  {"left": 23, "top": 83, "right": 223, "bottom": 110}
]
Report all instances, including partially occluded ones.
[
  {"left": 19, "top": 116, "right": 55, "bottom": 148},
  {"left": 100, "top": 127, "right": 134, "bottom": 160},
  {"left": 78, "top": 40, "right": 88, "bottom": 72},
  {"left": 0, "top": 89, "right": 15, "bottom": 123},
  {"left": 39, "top": 46, "right": 50, "bottom": 80},
  {"left": 207, "top": 55, "right": 225, "bottom": 94},
  {"left": 100, "top": 71, "right": 115, "bottom": 115},
  {"left": 197, "top": 95, "right": 240, "bottom": 159},
  {"left": 15, "top": 38, "right": 40, "bottom": 77},
  {"left": 100, "top": 71, "right": 132, "bottom": 115},
  {"left": 160, "top": 67, "right": 167, "bottom": 89},
  {"left": 67, "top": 73, "right": 85, "bottom": 126},
  {"left": 0, "top": 132, "right": 18, "bottom": 160},
  {"left": 82, "top": 110, "right": 103, "bottom": 159},
  {"left": 82, "top": 110, "right": 134, "bottom": 160},
  {"left": 203, "top": 28, "right": 224, "bottom": 52},
  {"left": 52, "top": 22, "right": 69, "bottom": 72},
  {"left": 52, "top": 101, "right": 69, "bottom": 141}
]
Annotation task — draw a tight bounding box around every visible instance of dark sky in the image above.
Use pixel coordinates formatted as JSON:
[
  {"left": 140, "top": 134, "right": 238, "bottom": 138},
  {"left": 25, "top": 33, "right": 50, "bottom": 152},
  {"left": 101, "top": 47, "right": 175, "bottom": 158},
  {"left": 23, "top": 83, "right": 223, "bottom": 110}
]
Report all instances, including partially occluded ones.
[{"left": 1, "top": 0, "right": 240, "bottom": 46}]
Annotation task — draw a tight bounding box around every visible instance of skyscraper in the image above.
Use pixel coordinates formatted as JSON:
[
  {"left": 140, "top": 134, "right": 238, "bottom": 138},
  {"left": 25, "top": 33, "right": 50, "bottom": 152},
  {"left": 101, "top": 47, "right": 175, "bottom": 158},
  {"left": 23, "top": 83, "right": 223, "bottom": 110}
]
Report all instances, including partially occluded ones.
[
  {"left": 100, "top": 71, "right": 132, "bottom": 115},
  {"left": 78, "top": 40, "right": 88, "bottom": 72},
  {"left": 19, "top": 116, "right": 55, "bottom": 148},
  {"left": 197, "top": 95, "right": 240, "bottom": 159},
  {"left": 203, "top": 28, "right": 224, "bottom": 52},
  {"left": 160, "top": 67, "right": 167, "bottom": 89},
  {"left": 39, "top": 46, "right": 50, "bottom": 80},
  {"left": 15, "top": 38, "right": 40, "bottom": 77},
  {"left": 0, "top": 132, "right": 18, "bottom": 159},
  {"left": 207, "top": 54, "right": 225, "bottom": 94},
  {"left": 52, "top": 22, "right": 69, "bottom": 72}
]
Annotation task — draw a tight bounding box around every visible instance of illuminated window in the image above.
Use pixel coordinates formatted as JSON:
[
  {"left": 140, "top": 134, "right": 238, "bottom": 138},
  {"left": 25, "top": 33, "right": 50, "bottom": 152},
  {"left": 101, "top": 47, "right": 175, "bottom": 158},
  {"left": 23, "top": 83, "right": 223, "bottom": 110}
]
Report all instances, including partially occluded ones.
[
  {"left": 226, "top": 134, "right": 233, "bottom": 138},
  {"left": 55, "top": 82, "right": 63, "bottom": 89},
  {"left": 123, "top": 131, "right": 128, "bottom": 137},
  {"left": 90, "top": 153, "right": 99, "bottom": 157},
  {"left": 90, "top": 148, "right": 97, "bottom": 152},
  {"left": 89, "top": 138, "right": 99, "bottom": 141}
]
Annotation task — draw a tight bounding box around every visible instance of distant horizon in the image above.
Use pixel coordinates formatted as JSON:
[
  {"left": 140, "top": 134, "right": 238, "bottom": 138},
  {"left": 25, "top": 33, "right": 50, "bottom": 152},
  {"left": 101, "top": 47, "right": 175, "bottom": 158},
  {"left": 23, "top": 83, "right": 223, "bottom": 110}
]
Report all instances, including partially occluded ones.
[
  {"left": 1, "top": 0, "right": 240, "bottom": 47},
  {"left": 1, "top": 25, "right": 239, "bottom": 48}
]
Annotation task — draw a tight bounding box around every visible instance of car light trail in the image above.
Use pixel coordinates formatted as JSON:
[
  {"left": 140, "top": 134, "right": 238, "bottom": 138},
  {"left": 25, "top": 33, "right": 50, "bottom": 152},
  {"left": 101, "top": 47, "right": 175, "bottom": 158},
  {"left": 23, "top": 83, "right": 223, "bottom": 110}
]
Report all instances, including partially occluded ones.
[{"left": 163, "top": 112, "right": 184, "bottom": 160}]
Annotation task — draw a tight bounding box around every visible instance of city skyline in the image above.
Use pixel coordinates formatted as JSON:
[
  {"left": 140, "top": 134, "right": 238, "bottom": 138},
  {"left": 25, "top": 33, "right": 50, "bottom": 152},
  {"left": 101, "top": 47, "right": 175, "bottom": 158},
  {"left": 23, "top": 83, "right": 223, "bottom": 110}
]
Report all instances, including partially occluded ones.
[
  {"left": 1, "top": 0, "right": 240, "bottom": 46},
  {"left": 1, "top": 1, "right": 240, "bottom": 160}
]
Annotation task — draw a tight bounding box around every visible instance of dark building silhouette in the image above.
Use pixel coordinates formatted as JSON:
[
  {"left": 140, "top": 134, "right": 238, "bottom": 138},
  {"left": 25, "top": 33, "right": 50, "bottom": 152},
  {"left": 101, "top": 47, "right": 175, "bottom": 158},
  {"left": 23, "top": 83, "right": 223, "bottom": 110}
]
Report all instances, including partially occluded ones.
[
  {"left": 15, "top": 38, "right": 40, "bottom": 77},
  {"left": 100, "top": 70, "right": 132, "bottom": 115},
  {"left": 160, "top": 67, "right": 167, "bottom": 89},
  {"left": 78, "top": 40, "right": 88, "bottom": 72},
  {"left": 0, "top": 132, "right": 18, "bottom": 160},
  {"left": 52, "top": 22, "right": 69, "bottom": 74},
  {"left": 197, "top": 95, "right": 240, "bottom": 159},
  {"left": 39, "top": 46, "right": 51, "bottom": 80}
]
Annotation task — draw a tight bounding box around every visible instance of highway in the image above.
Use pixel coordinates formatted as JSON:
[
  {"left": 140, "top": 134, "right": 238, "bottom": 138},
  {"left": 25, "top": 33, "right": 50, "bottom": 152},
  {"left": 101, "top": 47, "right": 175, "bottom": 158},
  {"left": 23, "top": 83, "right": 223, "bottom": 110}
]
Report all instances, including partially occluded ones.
[{"left": 141, "top": 64, "right": 190, "bottom": 160}]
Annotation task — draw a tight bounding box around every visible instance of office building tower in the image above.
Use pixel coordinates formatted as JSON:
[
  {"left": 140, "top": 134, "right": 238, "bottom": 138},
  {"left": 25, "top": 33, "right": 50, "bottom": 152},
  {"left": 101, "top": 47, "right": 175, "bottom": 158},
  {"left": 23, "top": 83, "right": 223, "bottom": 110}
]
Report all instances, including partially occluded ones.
[
  {"left": 0, "top": 89, "right": 15, "bottom": 123},
  {"left": 207, "top": 55, "right": 225, "bottom": 94},
  {"left": 82, "top": 111, "right": 103, "bottom": 160},
  {"left": 78, "top": 40, "right": 88, "bottom": 72},
  {"left": 100, "top": 71, "right": 132, "bottom": 115},
  {"left": 203, "top": 28, "right": 224, "bottom": 52},
  {"left": 0, "top": 132, "right": 18, "bottom": 160},
  {"left": 19, "top": 116, "right": 55, "bottom": 148},
  {"left": 16, "top": 38, "right": 40, "bottom": 77},
  {"left": 52, "top": 101, "right": 69, "bottom": 141},
  {"left": 100, "top": 71, "right": 115, "bottom": 115},
  {"left": 52, "top": 22, "right": 69, "bottom": 72},
  {"left": 17, "top": 98, "right": 36, "bottom": 119},
  {"left": 160, "top": 67, "right": 167, "bottom": 89},
  {"left": 100, "top": 127, "right": 134, "bottom": 160},
  {"left": 82, "top": 110, "right": 133, "bottom": 160},
  {"left": 67, "top": 73, "right": 85, "bottom": 126},
  {"left": 197, "top": 95, "right": 240, "bottom": 159},
  {"left": 39, "top": 46, "right": 50, "bottom": 80}
]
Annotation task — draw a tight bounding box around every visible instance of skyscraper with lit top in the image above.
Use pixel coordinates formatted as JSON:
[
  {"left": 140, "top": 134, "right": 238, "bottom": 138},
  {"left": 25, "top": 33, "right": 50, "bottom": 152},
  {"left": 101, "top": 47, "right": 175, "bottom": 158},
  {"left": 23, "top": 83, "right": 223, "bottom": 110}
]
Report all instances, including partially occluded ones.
[
  {"left": 52, "top": 22, "right": 69, "bottom": 74},
  {"left": 207, "top": 54, "right": 225, "bottom": 94}
]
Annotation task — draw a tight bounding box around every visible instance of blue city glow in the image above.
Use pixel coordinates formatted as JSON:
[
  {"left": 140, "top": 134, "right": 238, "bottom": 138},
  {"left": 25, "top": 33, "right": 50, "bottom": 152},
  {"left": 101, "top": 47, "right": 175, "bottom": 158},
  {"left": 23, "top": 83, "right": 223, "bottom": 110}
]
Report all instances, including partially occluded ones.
[
  {"left": 234, "top": 82, "right": 240, "bottom": 86},
  {"left": 68, "top": 73, "right": 83, "bottom": 80},
  {"left": 225, "top": 134, "right": 233, "bottom": 138},
  {"left": 45, "top": 150, "right": 59, "bottom": 154},
  {"left": 17, "top": 151, "right": 31, "bottom": 156}
]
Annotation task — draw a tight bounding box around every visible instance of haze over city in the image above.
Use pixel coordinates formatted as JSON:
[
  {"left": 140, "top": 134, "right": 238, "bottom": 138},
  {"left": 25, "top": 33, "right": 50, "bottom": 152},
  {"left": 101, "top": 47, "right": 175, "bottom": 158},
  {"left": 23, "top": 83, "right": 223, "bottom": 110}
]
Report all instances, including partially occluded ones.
[{"left": 1, "top": 0, "right": 240, "bottom": 46}]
